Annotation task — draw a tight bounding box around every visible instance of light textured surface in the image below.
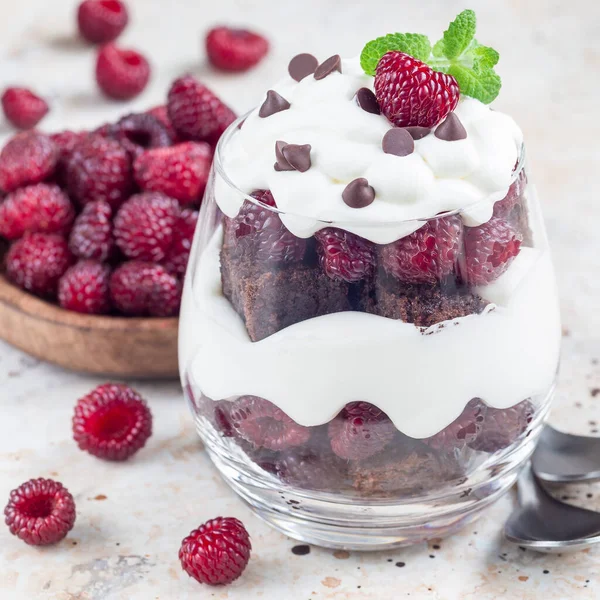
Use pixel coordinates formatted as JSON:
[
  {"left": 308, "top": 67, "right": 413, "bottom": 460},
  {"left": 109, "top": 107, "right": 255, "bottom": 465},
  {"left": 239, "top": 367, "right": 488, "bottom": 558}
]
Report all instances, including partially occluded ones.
[{"left": 1, "top": 0, "right": 600, "bottom": 598}]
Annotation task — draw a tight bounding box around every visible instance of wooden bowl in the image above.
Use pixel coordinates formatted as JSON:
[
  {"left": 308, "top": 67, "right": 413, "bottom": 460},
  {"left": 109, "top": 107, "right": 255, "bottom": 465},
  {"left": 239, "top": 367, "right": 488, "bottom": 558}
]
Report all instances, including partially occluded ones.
[{"left": 0, "top": 273, "right": 179, "bottom": 379}]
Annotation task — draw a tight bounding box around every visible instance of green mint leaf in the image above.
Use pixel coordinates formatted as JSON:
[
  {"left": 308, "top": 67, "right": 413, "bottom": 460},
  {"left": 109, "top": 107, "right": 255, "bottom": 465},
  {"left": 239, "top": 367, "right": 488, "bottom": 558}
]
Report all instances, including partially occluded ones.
[
  {"left": 447, "top": 64, "right": 502, "bottom": 104},
  {"left": 471, "top": 44, "right": 499, "bottom": 71},
  {"left": 432, "top": 39, "right": 446, "bottom": 58},
  {"left": 360, "top": 33, "right": 431, "bottom": 75},
  {"left": 441, "top": 9, "right": 476, "bottom": 60}
]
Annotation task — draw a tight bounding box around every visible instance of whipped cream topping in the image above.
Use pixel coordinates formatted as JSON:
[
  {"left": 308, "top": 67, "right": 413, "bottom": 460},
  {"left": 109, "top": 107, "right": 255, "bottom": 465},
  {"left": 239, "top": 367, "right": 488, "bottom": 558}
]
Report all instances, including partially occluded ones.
[{"left": 215, "top": 57, "right": 524, "bottom": 244}]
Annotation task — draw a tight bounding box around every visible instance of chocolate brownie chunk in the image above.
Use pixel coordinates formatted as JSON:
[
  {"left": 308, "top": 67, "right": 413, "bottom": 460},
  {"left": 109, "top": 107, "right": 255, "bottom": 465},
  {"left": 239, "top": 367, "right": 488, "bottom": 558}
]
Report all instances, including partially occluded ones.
[
  {"left": 349, "top": 436, "right": 463, "bottom": 496},
  {"left": 363, "top": 275, "right": 489, "bottom": 327}
]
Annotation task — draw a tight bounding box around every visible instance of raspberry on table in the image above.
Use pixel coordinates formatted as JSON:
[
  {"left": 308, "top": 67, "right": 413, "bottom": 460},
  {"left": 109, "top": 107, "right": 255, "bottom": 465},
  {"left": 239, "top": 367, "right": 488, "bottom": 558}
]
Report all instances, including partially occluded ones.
[
  {"left": 229, "top": 396, "right": 311, "bottom": 451},
  {"left": 58, "top": 260, "right": 111, "bottom": 314},
  {"left": 5, "top": 233, "right": 75, "bottom": 298},
  {"left": 111, "top": 112, "right": 173, "bottom": 158},
  {"left": 423, "top": 398, "right": 486, "bottom": 451},
  {"left": 69, "top": 200, "right": 115, "bottom": 261},
  {"left": 469, "top": 400, "right": 534, "bottom": 453},
  {"left": 206, "top": 27, "right": 269, "bottom": 72},
  {"left": 0, "top": 131, "right": 58, "bottom": 193},
  {"left": 66, "top": 134, "right": 132, "bottom": 208},
  {"left": 146, "top": 105, "right": 178, "bottom": 141},
  {"left": 228, "top": 189, "right": 306, "bottom": 264},
  {"left": 0, "top": 183, "right": 75, "bottom": 240},
  {"left": 162, "top": 208, "right": 198, "bottom": 277},
  {"left": 167, "top": 75, "right": 236, "bottom": 145},
  {"left": 315, "top": 228, "right": 376, "bottom": 283},
  {"left": 328, "top": 401, "right": 396, "bottom": 461},
  {"left": 1, "top": 87, "right": 49, "bottom": 129},
  {"left": 179, "top": 517, "right": 251, "bottom": 586},
  {"left": 134, "top": 142, "right": 212, "bottom": 206},
  {"left": 4, "top": 478, "right": 76, "bottom": 546},
  {"left": 374, "top": 51, "right": 460, "bottom": 129},
  {"left": 109, "top": 261, "right": 181, "bottom": 316},
  {"left": 77, "top": 0, "right": 129, "bottom": 44},
  {"left": 381, "top": 215, "right": 462, "bottom": 284},
  {"left": 96, "top": 43, "right": 150, "bottom": 100},
  {"left": 113, "top": 192, "right": 180, "bottom": 262},
  {"left": 462, "top": 216, "right": 522, "bottom": 285},
  {"left": 51, "top": 130, "right": 89, "bottom": 159},
  {"left": 73, "top": 383, "right": 153, "bottom": 461}
]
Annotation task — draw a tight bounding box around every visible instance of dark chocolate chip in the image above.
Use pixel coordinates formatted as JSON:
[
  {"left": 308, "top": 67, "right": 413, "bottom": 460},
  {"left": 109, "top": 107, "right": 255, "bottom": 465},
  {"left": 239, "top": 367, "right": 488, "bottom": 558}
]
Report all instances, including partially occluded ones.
[
  {"left": 406, "top": 126, "right": 431, "bottom": 140},
  {"left": 282, "top": 143, "right": 312, "bottom": 172},
  {"left": 355, "top": 88, "right": 380, "bottom": 115},
  {"left": 435, "top": 113, "right": 467, "bottom": 141},
  {"left": 382, "top": 128, "right": 415, "bottom": 157},
  {"left": 259, "top": 90, "right": 291, "bottom": 118},
  {"left": 314, "top": 54, "right": 342, "bottom": 80},
  {"left": 288, "top": 53, "right": 319, "bottom": 81},
  {"left": 274, "top": 140, "right": 311, "bottom": 173},
  {"left": 291, "top": 544, "right": 311, "bottom": 556},
  {"left": 342, "top": 178, "right": 375, "bottom": 208}
]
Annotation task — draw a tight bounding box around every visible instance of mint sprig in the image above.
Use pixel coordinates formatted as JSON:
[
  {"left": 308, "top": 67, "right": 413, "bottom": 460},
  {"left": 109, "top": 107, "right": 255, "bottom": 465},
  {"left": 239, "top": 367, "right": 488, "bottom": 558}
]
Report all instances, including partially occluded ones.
[
  {"left": 360, "top": 33, "right": 431, "bottom": 76},
  {"left": 360, "top": 10, "right": 502, "bottom": 104}
]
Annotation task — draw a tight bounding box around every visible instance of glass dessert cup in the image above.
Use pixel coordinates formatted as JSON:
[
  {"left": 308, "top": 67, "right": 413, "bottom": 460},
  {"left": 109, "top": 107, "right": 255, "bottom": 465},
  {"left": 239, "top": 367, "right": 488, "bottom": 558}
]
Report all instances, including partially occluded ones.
[{"left": 179, "top": 120, "right": 561, "bottom": 550}]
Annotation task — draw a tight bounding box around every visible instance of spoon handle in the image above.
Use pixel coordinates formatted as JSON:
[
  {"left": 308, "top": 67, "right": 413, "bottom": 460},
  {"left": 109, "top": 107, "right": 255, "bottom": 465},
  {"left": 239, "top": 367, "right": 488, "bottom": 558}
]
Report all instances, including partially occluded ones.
[{"left": 516, "top": 463, "right": 540, "bottom": 506}]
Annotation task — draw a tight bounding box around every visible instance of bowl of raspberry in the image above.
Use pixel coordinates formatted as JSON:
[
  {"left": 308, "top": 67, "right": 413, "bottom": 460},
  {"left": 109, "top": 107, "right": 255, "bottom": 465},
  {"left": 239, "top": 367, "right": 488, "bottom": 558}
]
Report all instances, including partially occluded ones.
[
  {"left": 0, "top": 87, "right": 225, "bottom": 377},
  {"left": 179, "top": 11, "right": 562, "bottom": 550}
]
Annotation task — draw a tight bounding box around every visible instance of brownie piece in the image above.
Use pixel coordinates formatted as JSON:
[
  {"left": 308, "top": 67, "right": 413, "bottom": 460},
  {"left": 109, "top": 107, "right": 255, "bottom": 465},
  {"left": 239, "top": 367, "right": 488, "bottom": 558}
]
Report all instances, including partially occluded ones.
[
  {"left": 349, "top": 437, "right": 463, "bottom": 496},
  {"left": 363, "top": 275, "right": 489, "bottom": 328}
]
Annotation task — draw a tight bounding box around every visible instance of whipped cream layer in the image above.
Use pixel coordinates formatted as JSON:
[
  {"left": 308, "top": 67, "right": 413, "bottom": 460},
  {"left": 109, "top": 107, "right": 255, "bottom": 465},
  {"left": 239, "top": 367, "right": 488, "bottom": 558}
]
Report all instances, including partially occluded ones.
[
  {"left": 179, "top": 226, "right": 561, "bottom": 439},
  {"left": 216, "top": 57, "right": 524, "bottom": 244}
]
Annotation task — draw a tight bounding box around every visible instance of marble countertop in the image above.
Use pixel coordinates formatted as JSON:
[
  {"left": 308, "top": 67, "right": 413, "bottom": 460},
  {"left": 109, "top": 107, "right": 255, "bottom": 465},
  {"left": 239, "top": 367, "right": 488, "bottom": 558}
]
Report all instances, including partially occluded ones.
[{"left": 1, "top": 0, "right": 599, "bottom": 598}]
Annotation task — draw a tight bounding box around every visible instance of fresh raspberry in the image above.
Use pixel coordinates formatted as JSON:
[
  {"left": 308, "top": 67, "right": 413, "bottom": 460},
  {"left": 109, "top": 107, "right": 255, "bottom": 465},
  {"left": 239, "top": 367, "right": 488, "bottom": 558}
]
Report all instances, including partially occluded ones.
[
  {"left": 5, "top": 233, "right": 74, "bottom": 298},
  {"left": 493, "top": 170, "right": 527, "bottom": 218},
  {"left": 1, "top": 87, "right": 49, "bottom": 129},
  {"left": 134, "top": 142, "right": 212, "bottom": 206},
  {"left": 205, "top": 27, "right": 269, "bottom": 72},
  {"left": 228, "top": 190, "right": 306, "bottom": 264},
  {"left": 229, "top": 396, "right": 311, "bottom": 451},
  {"left": 179, "top": 517, "right": 251, "bottom": 586},
  {"left": 423, "top": 398, "right": 486, "bottom": 451},
  {"left": 0, "top": 131, "right": 58, "bottom": 193},
  {"left": 66, "top": 134, "right": 132, "bottom": 208},
  {"left": 146, "top": 105, "right": 178, "bottom": 141},
  {"left": 111, "top": 113, "right": 173, "bottom": 158},
  {"left": 96, "top": 43, "right": 150, "bottom": 100},
  {"left": 4, "top": 478, "right": 76, "bottom": 546},
  {"left": 58, "top": 260, "right": 111, "bottom": 314},
  {"left": 73, "top": 383, "right": 153, "bottom": 461},
  {"left": 469, "top": 400, "right": 534, "bottom": 453},
  {"left": 167, "top": 75, "right": 236, "bottom": 145},
  {"left": 69, "top": 201, "right": 115, "bottom": 261},
  {"left": 328, "top": 402, "right": 396, "bottom": 461},
  {"left": 374, "top": 52, "right": 460, "bottom": 129},
  {"left": 77, "top": 0, "right": 129, "bottom": 44},
  {"left": 113, "top": 192, "right": 180, "bottom": 262},
  {"left": 0, "top": 184, "right": 75, "bottom": 240},
  {"left": 381, "top": 215, "right": 462, "bottom": 283},
  {"left": 162, "top": 208, "right": 198, "bottom": 276},
  {"left": 51, "top": 130, "right": 88, "bottom": 159},
  {"left": 315, "top": 228, "right": 375, "bottom": 283},
  {"left": 462, "top": 217, "right": 522, "bottom": 285},
  {"left": 109, "top": 261, "right": 181, "bottom": 316}
]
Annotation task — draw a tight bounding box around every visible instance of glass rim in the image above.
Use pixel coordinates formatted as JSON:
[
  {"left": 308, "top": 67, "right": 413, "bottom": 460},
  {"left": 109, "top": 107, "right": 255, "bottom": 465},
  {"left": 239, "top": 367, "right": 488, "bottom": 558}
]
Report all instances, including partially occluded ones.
[{"left": 214, "top": 110, "right": 526, "bottom": 227}]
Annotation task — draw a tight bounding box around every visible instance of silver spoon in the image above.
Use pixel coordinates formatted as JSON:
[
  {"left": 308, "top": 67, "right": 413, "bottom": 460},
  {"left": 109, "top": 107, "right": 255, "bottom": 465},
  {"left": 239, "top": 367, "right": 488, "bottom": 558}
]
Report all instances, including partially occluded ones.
[
  {"left": 504, "top": 463, "right": 600, "bottom": 552},
  {"left": 532, "top": 425, "right": 600, "bottom": 483}
]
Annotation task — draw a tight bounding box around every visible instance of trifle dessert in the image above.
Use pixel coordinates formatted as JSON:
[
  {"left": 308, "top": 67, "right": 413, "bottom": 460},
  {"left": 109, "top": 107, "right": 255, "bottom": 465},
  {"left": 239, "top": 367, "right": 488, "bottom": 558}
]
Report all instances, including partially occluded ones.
[{"left": 179, "top": 10, "right": 561, "bottom": 549}]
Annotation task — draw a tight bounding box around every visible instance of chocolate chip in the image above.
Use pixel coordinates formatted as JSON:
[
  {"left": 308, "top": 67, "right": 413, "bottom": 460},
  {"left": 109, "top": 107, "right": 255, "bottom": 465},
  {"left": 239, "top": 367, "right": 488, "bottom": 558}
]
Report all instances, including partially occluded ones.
[
  {"left": 382, "top": 128, "right": 415, "bottom": 157},
  {"left": 342, "top": 178, "right": 375, "bottom": 208},
  {"left": 291, "top": 544, "right": 311, "bottom": 555},
  {"left": 355, "top": 88, "right": 380, "bottom": 115},
  {"left": 406, "top": 126, "right": 431, "bottom": 140},
  {"left": 288, "top": 53, "right": 319, "bottom": 81},
  {"left": 259, "top": 90, "right": 291, "bottom": 118},
  {"left": 314, "top": 54, "right": 342, "bottom": 80},
  {"left": 274, "top": 141, "right": 311, "bottom": 173},
  {"left": 435, "top": 113, "right": 467, "bottom": 141}
]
